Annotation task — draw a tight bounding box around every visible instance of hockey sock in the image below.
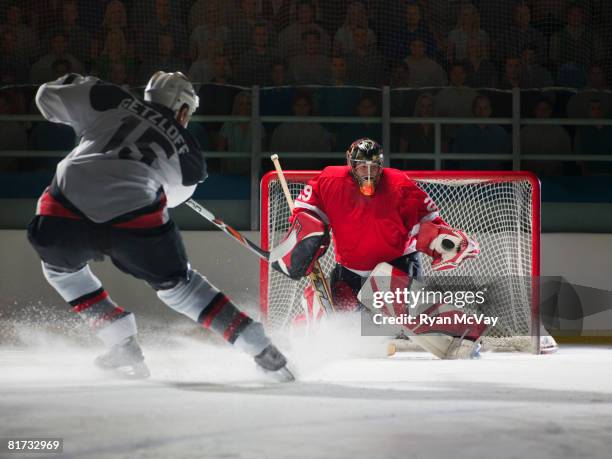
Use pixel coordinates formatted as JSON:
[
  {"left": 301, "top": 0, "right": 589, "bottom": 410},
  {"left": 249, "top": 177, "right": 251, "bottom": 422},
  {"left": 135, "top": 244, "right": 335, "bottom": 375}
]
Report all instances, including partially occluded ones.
[{"left": 42, "top": 262, "right": 137, "bottom": 347}]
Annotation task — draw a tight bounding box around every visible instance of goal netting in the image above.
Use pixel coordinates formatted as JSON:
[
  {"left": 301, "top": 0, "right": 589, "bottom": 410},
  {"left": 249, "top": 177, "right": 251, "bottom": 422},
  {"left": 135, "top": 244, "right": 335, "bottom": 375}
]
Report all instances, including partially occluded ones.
[{"left": 260, "top": 171, "right": 541, "bottom": 353}]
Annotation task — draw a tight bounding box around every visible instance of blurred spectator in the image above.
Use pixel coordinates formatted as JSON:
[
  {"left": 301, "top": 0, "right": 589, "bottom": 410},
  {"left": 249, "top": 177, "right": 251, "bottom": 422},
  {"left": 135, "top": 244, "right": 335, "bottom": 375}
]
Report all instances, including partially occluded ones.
[
  {"left": 435, "top": 62, "right": 478, "bottom": 141},
  {"left": 0, "top": 68, "right": 26, "bottom": 114},
  {"left": 389, "top": 61, "right": 416, "bottom": 116},
  {"left": 235, "top": 22, "right": 278, "bottom": 86},
  {"left": 0, "top": 30, "right": 30, "bottom": 83},
  {"left": 378, "top": 1, "right": 435, "bottom": 60},
  {"left": 333, "top": 1, "right": 376, "bottom": 56},
  {"left": 259, "top": 0, "right": 294, "bottom": 33},
  {"left": 345, "top": 26, "right": 386, "bottom": 86},
  {"left": 574, "top": 99, "right": 612, "bottom": 175},
  {"left": 404, "top": 39, "right": 447, "bottom": 88},
  {"left": 137, "top": 0, "right": 185, "bottom": 63},
  {"left": 0, "top": 3, "right": 39, "bottom": 63},
  {"left": 447, "top": 2, "right": 489, "bottom": 63},
  {"left": 465, "top": 37, "right": 497, "bottom": 88},
  {"left": 499, "top": 55, "right": 523, "bottom": 89},
  {"left": 567, "top": 62, "right": 612, "bottom": 118},
  {"left": 550, "top": 3, "right": 604, "bottom": 69},
  {"left": 521, "top": 44, "right": 553, "bottom": 88},
  {"left": 261, "top": 61, "right": 295, "bottom": 116},
  {"left": 218, "top": 91, "right": 263, "bottom": 174},
  {"left": 94, "top": 29, "right": 135, "bottom": 84},
  {"left": 453, "top": 94, "right": 510, "bottom": 168},
  {"left": 30, "top": 33, "right": 84, "bottom": 83},
  {"left": 0, "top": 93, "right": 28, "bottom": 164},
  {"left": 138, "top": 34, "right": 187, "bottom": 85},
  {"left": 189, "top": 0, "right": 233, "bottom": 33},
  {"left": 498, "top": 3, "right": 546, "bottom": 63},
  {"left": 108, "top": 60, "right": 129, "bottom": 87},
  {"left": 315, "top": 55, "right": 361, "bottom": 116},
  {"left": 47, "top": 1, "right": 92, "bottom": 67},
  {"left": 188, "top": 39, "right": 224, "bottom": 85},
  {"left": 278, "top": 0, "right": 330, "bottom": 58},
  {"left": 521, "top": 97, "right": 571, "bottom": 175},
  {"left": 270, "top": 91, "right": 331, "bottom": 152},
  {"left": 289, "top": 29, "right": 330, "bottom": 84},
  {"left": 230, "top": 0, "right": 262, "bottom": 57},
  {"left": 399, "top": 93, "right": 435, "bottom": 153},
  {"left": 190, "top": 1, "right": 230, "bottom": 61},
  {"left": 101, "top": 0, "right": 128, "bottom": 34},
  {"left": 334, "top": 93, "right": 382, "bottom": 149},
  {"left": 556, "top": 63, "right": 587, "bottom": 89}
]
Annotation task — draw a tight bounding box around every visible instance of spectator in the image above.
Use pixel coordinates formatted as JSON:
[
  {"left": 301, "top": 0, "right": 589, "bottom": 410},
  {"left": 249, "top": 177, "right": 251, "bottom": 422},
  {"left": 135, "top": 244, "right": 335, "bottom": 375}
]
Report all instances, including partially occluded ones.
[
  {"left": 378, "top": 1, "right": 435, "bottom": 60},
  {"left": 333, "top": 1, "right": 376, "bottom": 56},
  {"left": 261, "top": 61, "right": 295, "bottom": 116},
  {"left": 567, "top": 62, "right": 612, "bottom": 118},
  {"left": 270, "top": 91, "right": 332, "bottom": 153},
  {"left": 188, "top": 0, "right": 233, "bottom": 33},
  {"left": 521, "top": 98, "right": 571, "bottom": 175},
  {"left": 465, "top": 37, "right": 497, "bottom": 88},
  {"left": 447, "top": 2, "right": 489, "bottom": 63},
  {"left": 499, "top": 55, "right": 523, "bottom": 89},
  {"left": 259, "top": 0, "right": 294, "bottom": 33},
  {"left": 334, "top": 93, "right": 382, "bottom": 149},
  {"left": 453, "top": 94, "right": 510, "bottom": 169},
  {"left": 188, "top": 39, "right": 224, "bottom": 85},
  {"left": 556, "top": 63, "right": 587, "bottom": 89},
  {"left": 389, "top": 61, "right": 416, "bottom": 116},
  {"left": 315, "top": 55, "right": 361, "bottom": 116},
  {"left": 289, "top": 29, "right": 330, "bottom": 84},
  {"left": 0, "top": 3, "right": 39, "bottom": 63},
  {"left": 94, "top": 29, "right": 135, "bottom": 84},
  {"left": 218, "top": 91, "right": 263, "bottom": 175},
  {"left": 399, "top": 93, "right": 436, "bottom": 153},
  {"left": 137, "top": 0, "right": 185, "bottom": 63},
  {"left": 235, "top": 21, "right": 278, "bottom": 85},
  {"left": 101, "top": 0, "right": 128, "bottom": 34},
  {"left": 574, "top": 100, "right": 612, "bottom": 175},
  {"left": 0, "top": 30, "right": 30, "bottom": 83},
  {"left": 521, "top": 44, "right": 553, "bottom": 88},
  {"left": 138, "top": 34, "right": 186, "bottom": 84},
  {"left": 230, "top": 0, "right": 262, "bottom": 57},
  {"left": 346, "top": 26, "right": 386, "bottom": 86},
  {"left": 48, "top": 1, "right": 92, "bottom": 67},
  {"left": 404, "top": 38, "right": 447, "bottom": 88},
  {"left": 278, "top": 0, "right": 330, "bottom": 58},
  {"left": 550, "top": 3, "right": 604, "bottom": 69},
  {"left": 499, "top": 3, "right": 546, "bottom": 63},
  {"left": 435, "top": 62, "right": 478, "bottom": 141},
  {"left": 30, "top": 33, "right": 84, "bottom": 83},
  {"left": 0, "top": 68, "right": 26, "bottom": 115},
  {"left": 0, "top": 92, "right": 28, "bottom": 170},
  {"left": 190, "top": 1, "right": 230, "bottom": 61}
]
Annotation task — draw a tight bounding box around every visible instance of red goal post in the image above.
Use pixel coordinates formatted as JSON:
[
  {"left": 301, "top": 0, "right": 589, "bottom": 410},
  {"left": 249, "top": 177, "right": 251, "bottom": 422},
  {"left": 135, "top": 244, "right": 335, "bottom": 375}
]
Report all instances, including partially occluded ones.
[{"left": 260, "top": 170, "right": 541, "bottom": 353}]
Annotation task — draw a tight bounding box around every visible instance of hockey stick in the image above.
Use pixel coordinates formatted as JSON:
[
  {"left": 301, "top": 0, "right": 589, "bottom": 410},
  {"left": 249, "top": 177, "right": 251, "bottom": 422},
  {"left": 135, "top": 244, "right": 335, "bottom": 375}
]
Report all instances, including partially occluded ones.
[
  {"left": 185, "top": 199, "right": 281, "bottom": 262},
  {"left": 270, "top": 154, "right": 336, "bottom": 314}
]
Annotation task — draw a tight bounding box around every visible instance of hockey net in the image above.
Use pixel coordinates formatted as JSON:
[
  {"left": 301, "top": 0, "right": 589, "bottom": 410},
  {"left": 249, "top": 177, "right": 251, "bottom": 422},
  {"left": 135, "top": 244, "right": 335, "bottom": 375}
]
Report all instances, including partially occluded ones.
[{"left": 260, "top": 171, "right": 541, "bottom": 353}]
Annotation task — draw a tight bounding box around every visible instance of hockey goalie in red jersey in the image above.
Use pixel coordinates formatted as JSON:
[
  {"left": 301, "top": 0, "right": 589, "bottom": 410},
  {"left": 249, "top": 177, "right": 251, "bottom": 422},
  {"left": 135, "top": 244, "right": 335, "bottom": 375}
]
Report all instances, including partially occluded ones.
[{"left": 272, "top": 138, "right": 487, "bottom": 359}]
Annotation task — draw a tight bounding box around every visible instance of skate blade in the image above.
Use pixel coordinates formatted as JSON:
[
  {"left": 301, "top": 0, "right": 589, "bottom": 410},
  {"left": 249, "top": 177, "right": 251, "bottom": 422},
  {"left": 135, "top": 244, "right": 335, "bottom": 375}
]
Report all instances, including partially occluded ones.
[
  {"left": 262, "top": 365, "right": 295, "bottom": 383},
  {"left": 99, "top": 362, "right": 151, "bottom": 380}
]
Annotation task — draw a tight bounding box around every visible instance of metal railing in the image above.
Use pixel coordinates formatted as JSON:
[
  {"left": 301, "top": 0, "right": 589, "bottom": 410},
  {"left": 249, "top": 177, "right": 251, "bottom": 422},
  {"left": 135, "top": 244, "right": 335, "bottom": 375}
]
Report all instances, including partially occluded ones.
[{"left": 2, "top": 86, "right": 612, "bottom": 229}]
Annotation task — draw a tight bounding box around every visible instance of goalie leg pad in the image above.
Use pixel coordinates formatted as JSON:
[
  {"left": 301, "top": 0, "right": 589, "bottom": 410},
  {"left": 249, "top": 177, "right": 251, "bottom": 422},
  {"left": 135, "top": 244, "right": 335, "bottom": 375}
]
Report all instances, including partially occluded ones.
[{"left": 271, "top": 211, "right": 329, "bottom": 280}]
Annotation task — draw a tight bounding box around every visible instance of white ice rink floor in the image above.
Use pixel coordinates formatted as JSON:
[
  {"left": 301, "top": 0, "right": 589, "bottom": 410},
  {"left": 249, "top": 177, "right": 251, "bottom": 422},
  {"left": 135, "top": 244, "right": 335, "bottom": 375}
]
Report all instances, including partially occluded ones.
[{"left": 1, "top": 323, "right": 612, "bottom": 459}]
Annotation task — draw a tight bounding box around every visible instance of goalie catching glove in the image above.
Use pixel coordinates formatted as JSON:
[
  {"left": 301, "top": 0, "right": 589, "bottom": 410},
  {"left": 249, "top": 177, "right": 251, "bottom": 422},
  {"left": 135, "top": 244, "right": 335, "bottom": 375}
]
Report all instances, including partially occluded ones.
[
  {"left": 416, "top": 222, "right": 480, "bottom": 271},
  {"left": 270, "top": 211, "right": 329, "bottom": 280}
]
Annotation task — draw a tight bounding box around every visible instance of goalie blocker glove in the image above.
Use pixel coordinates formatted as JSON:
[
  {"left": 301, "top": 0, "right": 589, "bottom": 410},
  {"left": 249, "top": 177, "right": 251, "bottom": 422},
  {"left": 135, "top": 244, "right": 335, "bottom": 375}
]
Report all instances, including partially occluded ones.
[
  {"left": 416, "top": 222, "right": 480, "bottom": 271},
  {"left": 271, "top": 211, "right": 329, "bottom": 280}
]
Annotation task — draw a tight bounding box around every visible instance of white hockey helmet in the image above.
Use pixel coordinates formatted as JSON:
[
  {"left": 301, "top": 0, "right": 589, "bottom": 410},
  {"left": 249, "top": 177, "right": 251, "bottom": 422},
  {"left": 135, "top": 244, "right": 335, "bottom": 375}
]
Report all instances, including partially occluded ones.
[{"left": 144, "top": 71, "right": 199, "bottom": 117}]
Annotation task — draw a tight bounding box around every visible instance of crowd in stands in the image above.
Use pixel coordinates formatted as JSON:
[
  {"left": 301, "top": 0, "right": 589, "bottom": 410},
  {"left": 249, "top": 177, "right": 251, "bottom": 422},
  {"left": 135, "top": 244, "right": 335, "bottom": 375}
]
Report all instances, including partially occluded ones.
[{"left": 1, "top": 0, "right": 611, "bottom": 176}]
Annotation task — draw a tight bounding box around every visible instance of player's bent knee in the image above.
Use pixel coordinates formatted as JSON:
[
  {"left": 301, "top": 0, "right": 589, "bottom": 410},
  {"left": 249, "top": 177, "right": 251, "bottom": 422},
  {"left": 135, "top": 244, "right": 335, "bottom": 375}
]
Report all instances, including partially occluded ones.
[{"left": 157, "top": 269, "right": 220, "bottom": 321}]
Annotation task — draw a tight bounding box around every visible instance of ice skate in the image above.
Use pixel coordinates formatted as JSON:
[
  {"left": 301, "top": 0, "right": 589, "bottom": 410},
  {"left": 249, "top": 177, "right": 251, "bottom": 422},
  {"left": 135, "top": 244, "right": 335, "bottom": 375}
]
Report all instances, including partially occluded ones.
[
  {"left": 254, "top": 345, "right": 295, "bottom": 382},
  {"left": 94, "top": 336, "right": 150, "bottom": 379}
]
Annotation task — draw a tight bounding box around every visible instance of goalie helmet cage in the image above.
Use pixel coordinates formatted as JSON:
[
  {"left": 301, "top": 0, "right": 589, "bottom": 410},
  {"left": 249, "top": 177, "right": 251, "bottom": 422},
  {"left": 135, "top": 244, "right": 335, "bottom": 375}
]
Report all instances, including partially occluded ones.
[{"left": 260, "top": 170, "right": 541, "bottom": 354}]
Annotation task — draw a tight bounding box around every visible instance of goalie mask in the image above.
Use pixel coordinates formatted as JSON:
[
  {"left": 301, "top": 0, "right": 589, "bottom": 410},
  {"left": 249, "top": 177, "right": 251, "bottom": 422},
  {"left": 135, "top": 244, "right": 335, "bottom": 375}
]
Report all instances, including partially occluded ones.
[{"left": 347, "top": 138, "right": 383, "bottom": 196}]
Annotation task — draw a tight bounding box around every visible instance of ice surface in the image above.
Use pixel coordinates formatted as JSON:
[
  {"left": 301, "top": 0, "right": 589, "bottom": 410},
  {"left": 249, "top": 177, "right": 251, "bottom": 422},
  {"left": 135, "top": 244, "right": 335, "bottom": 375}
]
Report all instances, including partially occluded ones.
[{"left": 1, "top": 316, "right": 611, "bottom": 459}]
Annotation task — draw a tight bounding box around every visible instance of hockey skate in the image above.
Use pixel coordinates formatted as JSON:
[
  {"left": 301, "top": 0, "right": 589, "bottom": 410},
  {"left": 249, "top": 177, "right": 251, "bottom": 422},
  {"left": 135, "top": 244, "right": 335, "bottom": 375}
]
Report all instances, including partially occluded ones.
[
  {"left": 94, "top": 336, "right": 150, "bottom": 379},
  {"left": 254, "top": 345, "right": 295, "bottom": 382}
]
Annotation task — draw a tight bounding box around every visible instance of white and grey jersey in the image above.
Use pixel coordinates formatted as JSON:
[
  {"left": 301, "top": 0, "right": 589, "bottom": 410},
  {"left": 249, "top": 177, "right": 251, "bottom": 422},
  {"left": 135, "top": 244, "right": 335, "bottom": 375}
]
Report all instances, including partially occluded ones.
[{"left": 36, "top": 74, "right": 206, "bottom": 223}]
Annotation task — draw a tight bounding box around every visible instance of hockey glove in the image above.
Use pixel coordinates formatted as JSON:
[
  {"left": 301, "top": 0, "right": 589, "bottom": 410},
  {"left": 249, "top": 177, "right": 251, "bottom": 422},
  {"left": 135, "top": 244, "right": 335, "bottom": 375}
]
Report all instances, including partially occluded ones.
[{"left": 415, "top": 222, "right": 479, "bottom": 271}]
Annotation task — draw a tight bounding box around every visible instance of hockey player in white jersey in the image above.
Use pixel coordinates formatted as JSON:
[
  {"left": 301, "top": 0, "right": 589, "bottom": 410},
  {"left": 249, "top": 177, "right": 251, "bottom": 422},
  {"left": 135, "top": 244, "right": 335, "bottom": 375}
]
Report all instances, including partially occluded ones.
[{"left": 28, "top": 71, "right": 293, "bottom": 380}]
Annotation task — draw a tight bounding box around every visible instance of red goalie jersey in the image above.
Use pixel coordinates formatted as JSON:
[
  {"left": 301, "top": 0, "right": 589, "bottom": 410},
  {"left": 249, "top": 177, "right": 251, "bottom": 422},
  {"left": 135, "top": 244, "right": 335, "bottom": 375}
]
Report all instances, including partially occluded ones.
[{"left": 293, "top": 166, "right": 446, "bottom": 272}]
